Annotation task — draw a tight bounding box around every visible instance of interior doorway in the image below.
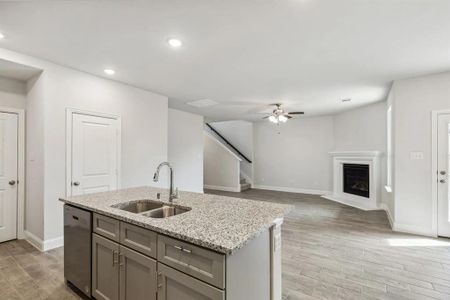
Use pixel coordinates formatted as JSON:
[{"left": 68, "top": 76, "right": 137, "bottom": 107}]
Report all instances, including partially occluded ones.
[
  {"left": 66, "top": 109, "right": 121, "bottom": 197},
  {"left": 437, "top": 112, "right": 450, "bottom": 237},
  {"left": 0, "top": 108, "right": 25, "bottom": 243}
]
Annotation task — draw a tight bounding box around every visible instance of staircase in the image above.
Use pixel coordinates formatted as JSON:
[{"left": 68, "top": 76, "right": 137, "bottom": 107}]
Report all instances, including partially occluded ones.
[
  {"left": 204, "top": 122, "right": 253, "bottom": 193},
  {"left": 240, "top": 177, "right": 251, "bottom": 192}
]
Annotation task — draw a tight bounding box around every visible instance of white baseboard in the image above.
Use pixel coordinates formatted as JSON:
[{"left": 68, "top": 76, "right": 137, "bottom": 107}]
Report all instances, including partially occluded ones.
[
  {"left": 24, "top": 230, "right": 64, "bottom": 252},
  {"left": 204, "top": 185, "right": 241, "bottom": 192},
  {"left": 321, "top": 195, "right": 381, "bottom": 211},
  {"left": 380, "top": 203, "right": 394, "bottom": 229},
  {"left": 253, "top": 184, "right": 330, "bottom": 196},
  {"left": 392, "top": 223, "right": 435, "bottom": 237}
]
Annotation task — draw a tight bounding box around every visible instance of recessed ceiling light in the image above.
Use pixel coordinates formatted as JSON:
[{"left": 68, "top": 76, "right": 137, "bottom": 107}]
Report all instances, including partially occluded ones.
[
  {"left": 341, "top": 98, "right": 351, "bottom": 102},
  {"left": 167, "top": 38, "right": 182, "bottom": 48},
  {"left": 0, "top": 32, "right": 5, "bottom": 40},
  {"left": 104, "top": 69, "right": 115, "bottom": 75}
]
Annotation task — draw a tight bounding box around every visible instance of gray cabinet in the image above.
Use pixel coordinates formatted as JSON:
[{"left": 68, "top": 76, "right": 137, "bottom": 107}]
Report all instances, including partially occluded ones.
[
  {"left": 93, "top": 233, "right": 157, "bottom": 300},
  {"left": 92, "top": 233, "right": 120, "bottom": 300},
  {"left": 93, "top": 213, "right": 120, "bottom": 242},
  {"left": 157, "top": 235, "right": 225, "bottom": 289},
  {"left": 120, "top": 222, "right": 157, "bottom": 258},
  {"left": 119, "top": 245, "right": 157, "bottom": 300},
  {"left": 157, "top": 263, "right": 225, "bottom": 300}
]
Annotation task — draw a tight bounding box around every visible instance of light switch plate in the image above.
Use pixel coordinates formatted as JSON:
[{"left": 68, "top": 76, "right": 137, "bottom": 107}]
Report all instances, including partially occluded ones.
[{"left": 410, "top": 152, "right": 424, "bottom": 160}]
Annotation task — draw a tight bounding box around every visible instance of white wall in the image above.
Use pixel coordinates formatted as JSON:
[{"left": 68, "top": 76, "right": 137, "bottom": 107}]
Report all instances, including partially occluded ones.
[
  {"left": 333, "top": 101, "right": 387, "bottom": 151},
  {"left": 0, "top": 76, "right": 26, "bottom": 109},
  {"left": 204, "top": 132, "right": 241, "bottom": 191},
  {"left": 0, "top": 48, "right": 169, "bottom": 242},
  {"left": 385, "top": 90, "right": 395, "bottom": 222},
  {"left": 391, "top": 71, "right": 450, "bottom": 236},
  {"left": 253, "top": 116, "right": 334, "bottom": 194},
  {"left": 209, "top": 121, "right": 253, "bottom": 180},
  {"left": 168, "top": 109, "right": 204, "bottom": 193},
  {"left": 333, "top": 101, "right": 390, "bottom": 218}
]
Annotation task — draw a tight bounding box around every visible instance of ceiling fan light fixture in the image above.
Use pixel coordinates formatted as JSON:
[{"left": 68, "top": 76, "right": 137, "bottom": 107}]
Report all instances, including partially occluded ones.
[
  {"left": 278, "top": 115, "right": 288, "bottom": 123},
  {"left": 268, "top": 115, "right": 278, "bottom": 123}
]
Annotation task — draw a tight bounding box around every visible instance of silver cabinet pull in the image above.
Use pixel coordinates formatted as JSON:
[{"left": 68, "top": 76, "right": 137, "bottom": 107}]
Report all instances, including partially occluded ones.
[
  {"left": 440, "top": 179, "right": 446, "bottom": 183},
  {"left": 157, "top": 271, "right": 162, "bottom": 288},
  {"left": 119, "top": 253, "right": 124, "bottom": 267},
  {"left": 72, "top": 181, "right": 80, "bottom": 186},
  {"left": 173, "top": 244, "right": 192, "bottom": 254},
  {"left": 440, "top": 170, "right": 447, "bottom": 175},
  {"left": 112, "top": 250, "right": 117, "bottom": 266},
  {"left": 8, "top": 180, "right": 16, "bottom": 186}
]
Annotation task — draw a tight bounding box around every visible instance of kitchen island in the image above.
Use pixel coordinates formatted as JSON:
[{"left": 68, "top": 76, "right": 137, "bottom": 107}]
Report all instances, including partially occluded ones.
[{"left": 60, "top": 186, "right": 292, "bottom": 300}]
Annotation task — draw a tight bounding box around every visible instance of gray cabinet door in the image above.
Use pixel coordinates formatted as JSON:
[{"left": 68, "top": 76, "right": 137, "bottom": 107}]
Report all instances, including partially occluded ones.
[
  {"left": 92, "top": 233, "right": 120, "bottom": 300},
  {"left": 120, "top": 222, "right": 157, "bottom": 258},
  {"left": 119, "top": 245, "right": 157, "bottom": 300},
  {"left": 157, "top": 263, "right": 224, "bottom": 300},
  {"left": 93, "top": 213, "right": 120, "bottom": 242},
  {"left": 157, "top": 235, "right": 225, "bottom": 289}
]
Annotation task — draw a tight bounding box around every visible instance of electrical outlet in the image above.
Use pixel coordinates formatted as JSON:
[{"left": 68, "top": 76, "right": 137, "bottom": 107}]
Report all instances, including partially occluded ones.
[{"left": 410, "top": 152, "right": 424, "bottom": 160}]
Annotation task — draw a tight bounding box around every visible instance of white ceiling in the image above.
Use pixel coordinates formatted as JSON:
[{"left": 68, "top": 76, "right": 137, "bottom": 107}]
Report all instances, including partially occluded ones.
[{"left": 0, "top": 0, "right": 449, "bottom": 121}]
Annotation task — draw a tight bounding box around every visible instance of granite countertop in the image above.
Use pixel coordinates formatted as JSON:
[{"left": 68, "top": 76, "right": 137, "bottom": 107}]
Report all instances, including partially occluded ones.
[{"left": 59, "top": 186, "right": 292, "bottom": 255}]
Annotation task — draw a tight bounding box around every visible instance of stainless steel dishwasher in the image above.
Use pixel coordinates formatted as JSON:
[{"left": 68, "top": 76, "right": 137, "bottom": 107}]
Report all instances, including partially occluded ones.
[{"left": 64, "top": 204, "right": 92, "bottom": 298}]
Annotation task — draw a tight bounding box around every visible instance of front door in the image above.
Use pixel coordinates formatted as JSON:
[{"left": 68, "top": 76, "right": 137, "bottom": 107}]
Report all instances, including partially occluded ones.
[
  {"left": 71, "top": 113, "right": 119, "bottom": 196},
  {"left": 437, "top": 113, "right": 450, "bottom": 237},
  {"left": 0, "top": 112, "right": 18, "bottom": 243}
]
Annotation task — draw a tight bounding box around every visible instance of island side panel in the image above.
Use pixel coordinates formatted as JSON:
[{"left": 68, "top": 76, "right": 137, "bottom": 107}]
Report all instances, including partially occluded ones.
[{"left": 226, "top": 228, "right": 271, "bottom": 300}]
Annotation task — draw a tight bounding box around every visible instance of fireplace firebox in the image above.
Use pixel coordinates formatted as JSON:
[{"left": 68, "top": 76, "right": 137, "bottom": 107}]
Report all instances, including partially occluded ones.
[{"left": 343, "top": 164, "right": 369, "bottom": 198}]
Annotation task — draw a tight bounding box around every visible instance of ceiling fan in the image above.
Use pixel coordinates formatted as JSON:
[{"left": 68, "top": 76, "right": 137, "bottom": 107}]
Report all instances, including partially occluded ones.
[{"left": 262, "top": 104, "right": 304, "bottom": 124}]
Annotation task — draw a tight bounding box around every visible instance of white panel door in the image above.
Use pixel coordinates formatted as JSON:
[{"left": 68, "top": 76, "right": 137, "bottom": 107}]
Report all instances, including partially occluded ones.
[
  {"left": 437, "top": 114, "right": 450, "bottom": 237},
  {"left": 71, "top": 113, "right": 119, "bottom": 196},
  {"left": 0, "top": 112, "right": 18, "bottom": 242}
]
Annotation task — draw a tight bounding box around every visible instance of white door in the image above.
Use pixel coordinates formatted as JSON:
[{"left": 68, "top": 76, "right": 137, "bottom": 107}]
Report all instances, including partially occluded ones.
[
  {"left": 437, "top": 113, "right": 450, "bottom": 237},
  {"left": 71, "top": 113, "right": 119, "bottom": 196},
  {"left": 0, "top": 112, "right": 18, "bottom": 242}
]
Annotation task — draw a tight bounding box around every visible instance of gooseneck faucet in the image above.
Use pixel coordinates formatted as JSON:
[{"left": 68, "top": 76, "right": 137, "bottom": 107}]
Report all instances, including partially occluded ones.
[{"left": 153, "top": 162, "right": 178, "bottom": 203}]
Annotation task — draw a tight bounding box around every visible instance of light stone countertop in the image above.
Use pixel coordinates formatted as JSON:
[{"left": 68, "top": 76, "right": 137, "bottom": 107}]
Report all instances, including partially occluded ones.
[{"left": 59, "top": 186, "right": 292, "bottom": 255}]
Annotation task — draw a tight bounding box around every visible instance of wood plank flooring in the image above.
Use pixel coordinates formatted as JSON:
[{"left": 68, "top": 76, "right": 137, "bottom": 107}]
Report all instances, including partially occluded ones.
[
  {"left": 1, "top": 188, "right": 449, "bottom": 299},
  {"left": 206, "top": 189, "right": 450, "bottom": 300}
]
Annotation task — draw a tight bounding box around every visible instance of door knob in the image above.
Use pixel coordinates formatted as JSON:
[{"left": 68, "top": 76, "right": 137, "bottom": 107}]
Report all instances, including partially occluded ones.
[
  {"left": 8, "top": 180, "right": 16, "bottom": 186},
  {"left": 440, "top": 179, "right": 446, "bottom": 183},
  {"left": 72, "top": 181, "right": 80, "bottom": 186}
]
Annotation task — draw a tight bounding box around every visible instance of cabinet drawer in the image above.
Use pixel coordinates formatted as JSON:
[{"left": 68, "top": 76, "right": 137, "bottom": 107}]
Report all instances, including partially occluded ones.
[
  {"left": 120, "top": 222, "right": 157, "bottom": 258},
  {"left": 93, "top": 213, "right": 120, "bottom": 242},
  {"left": 157, "top": 235, "right": 225, "bottom": 289},
  {"left": 157, "top": 263, "right": 224, "bottom": 300}
]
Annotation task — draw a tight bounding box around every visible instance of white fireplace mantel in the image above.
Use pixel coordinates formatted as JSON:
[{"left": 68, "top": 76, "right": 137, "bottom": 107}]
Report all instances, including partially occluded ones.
[{"left": 323, "top": 151, "right": 383, "bottom": 211}]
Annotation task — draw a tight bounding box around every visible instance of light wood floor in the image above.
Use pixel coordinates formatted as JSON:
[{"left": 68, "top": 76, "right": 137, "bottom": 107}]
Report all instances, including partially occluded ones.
[
  {"left": 1, "top": 189, "right": 450, "bottom": 299},
  {"left": 206, "top": 189, "right": 450, "bottom": 300}
]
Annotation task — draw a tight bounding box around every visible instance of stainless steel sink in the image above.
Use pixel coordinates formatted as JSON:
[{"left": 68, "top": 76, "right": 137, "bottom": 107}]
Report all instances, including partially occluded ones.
[
  {"left": 111, "top": 200, "right": 191, "bottom": 218},
  {"left": 111, "top": 200, "right": 163, "bottom": 213},
  {"left": 142, "top": 206, "right": 191, "bottom": 218}
]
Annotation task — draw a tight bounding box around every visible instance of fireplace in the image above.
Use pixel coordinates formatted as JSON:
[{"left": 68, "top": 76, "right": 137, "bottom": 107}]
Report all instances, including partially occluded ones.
[
  {"left": 326, "top": 151, "right": 382, "bottom": 210},
  {"left": 343, "top": 164, "right": 369, "bottom": 198}
]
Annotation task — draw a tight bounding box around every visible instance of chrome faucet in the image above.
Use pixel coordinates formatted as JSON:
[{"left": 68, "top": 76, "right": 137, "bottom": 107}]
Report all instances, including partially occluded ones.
[{"left": 153, "top": 162, "right": 178, "bottom": 203}]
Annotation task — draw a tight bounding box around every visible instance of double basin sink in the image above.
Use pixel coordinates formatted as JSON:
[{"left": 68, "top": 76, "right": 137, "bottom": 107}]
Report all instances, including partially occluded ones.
[{"left": 112, "top": 200, "right": 191, "bottom": 218}]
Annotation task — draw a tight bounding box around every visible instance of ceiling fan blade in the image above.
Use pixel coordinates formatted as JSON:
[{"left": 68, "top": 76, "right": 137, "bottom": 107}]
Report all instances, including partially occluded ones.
[
  {"left": 288, "top": 112, "right": 305, "bottom": 115},
  {"left": 262, "top": 116, "right": 270, "bottom": 119},
  {"left": 286, "top": 115, "right": 293, "bottom": 119}
]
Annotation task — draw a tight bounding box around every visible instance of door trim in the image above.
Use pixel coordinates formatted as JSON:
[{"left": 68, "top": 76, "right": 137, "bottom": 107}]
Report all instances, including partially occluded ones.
[
  {"left": 431, "top": 109, "right": 450, "bottom": 237},
  {"left": 0, "top": 107, "right": 25, "bottom": 240},
  {"left": 65, "top": 108, "right": 122, "bottom": 197}
]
